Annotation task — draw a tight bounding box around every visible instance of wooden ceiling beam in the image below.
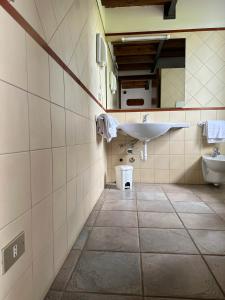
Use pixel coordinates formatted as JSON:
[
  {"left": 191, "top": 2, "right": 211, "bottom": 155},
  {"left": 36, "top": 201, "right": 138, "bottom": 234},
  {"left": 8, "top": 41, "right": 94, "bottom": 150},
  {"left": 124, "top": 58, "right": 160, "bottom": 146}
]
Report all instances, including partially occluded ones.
[
  {"left": 151, "top": 40, "right": 165, "bottom": 73},
  {"left": 114, "top": 38, "right": 184, "bottom": 71},
  {"left": 114, "top": 45, "right": 157, "bottom": 56},
  {"left": 101, "top": 0, "right": 171, "bottom": 8},
  {"left": 116, "top": 55, "right": 154, "bottom": 64},
  {"left": 119, "top": 75, "right": 157, "bottom": 80},
  {"left": 118, "top": 63, "right": 153, "bottom": 71},
  {"left": 164, "top": 0, "right": 177, "bottom": 19},
  {"left": 121, "top": 80, "right": 149, "bottom": 89},
  {"left": 101, "top": 0, "right": 177, "bottom": 19}
]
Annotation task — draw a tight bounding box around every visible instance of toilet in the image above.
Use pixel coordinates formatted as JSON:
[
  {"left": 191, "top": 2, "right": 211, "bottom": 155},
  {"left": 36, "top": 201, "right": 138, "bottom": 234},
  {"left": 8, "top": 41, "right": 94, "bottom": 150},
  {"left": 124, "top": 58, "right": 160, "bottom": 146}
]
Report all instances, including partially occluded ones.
[{"left": 202, "top": 154, "right": 225, "bottom": 185}]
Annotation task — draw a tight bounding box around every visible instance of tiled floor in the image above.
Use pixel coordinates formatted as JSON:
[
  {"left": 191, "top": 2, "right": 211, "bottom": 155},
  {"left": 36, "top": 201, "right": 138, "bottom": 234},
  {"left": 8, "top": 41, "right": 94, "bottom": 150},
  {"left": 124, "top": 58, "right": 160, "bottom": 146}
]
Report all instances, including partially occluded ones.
[{"left": 46, "top": 183, "right": 225, "bottom": 300}]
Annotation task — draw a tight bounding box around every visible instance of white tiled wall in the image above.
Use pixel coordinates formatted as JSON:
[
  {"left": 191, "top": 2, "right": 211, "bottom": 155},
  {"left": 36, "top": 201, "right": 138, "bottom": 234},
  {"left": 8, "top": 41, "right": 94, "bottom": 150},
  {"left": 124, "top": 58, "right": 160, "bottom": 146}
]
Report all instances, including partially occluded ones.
[
  {"left": 0, "top": 1, "right": 107, "bottom": 300},
  {"left": 161, "top": 68, "right": 185, "bottom": 108},
  {"left": 1, "top": 1, "right": 225, "bottom": 299},
  {"left": 107, "top": 111, "right": 225, "bottom": 185},
  {"left": 170, "top": 31, "right": 225, "bottom": 108}
]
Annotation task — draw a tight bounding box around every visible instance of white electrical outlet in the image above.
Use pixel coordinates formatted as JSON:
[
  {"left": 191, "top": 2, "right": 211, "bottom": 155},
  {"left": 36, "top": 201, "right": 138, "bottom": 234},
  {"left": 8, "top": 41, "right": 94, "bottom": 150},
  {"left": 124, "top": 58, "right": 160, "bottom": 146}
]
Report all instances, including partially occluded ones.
[{"left": 13, "top": 244, "right": 18, "bottom": 258}]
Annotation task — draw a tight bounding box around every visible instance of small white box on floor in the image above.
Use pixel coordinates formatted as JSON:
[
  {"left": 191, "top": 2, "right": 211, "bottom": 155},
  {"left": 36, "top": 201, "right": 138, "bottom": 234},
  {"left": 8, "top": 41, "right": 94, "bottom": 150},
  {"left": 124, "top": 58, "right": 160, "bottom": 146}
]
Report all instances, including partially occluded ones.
[{"left": 115, "top": 165, "right": 133, "bottom": 190}]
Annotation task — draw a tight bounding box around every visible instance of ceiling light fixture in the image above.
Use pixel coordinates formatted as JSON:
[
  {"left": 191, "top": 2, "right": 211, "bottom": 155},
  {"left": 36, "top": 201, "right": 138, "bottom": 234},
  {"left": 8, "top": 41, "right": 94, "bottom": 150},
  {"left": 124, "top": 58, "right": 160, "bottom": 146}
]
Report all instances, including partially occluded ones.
[{"left": 121, "top": 34, "right": 170, "bottom": 42}]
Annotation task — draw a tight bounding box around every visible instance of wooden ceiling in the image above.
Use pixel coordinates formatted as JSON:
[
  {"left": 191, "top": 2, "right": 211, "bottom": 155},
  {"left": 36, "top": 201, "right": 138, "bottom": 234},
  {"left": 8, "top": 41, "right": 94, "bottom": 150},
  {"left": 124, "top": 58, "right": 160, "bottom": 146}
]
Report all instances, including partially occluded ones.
[
  {"left": 121, "top": 79, "right": 149, "bottom": 89},
  {"left": 113, "top": 39, "right": 185, "bottom": 72},
  {"left": 101, "top": 0, "right": 177, "bottom": 19}
]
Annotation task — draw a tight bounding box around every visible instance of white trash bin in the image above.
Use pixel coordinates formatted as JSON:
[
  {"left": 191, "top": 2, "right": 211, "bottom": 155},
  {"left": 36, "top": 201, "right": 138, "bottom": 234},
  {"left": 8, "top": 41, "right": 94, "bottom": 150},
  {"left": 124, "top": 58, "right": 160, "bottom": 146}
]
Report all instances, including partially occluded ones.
[{"left": 115, "top": 165, "right": 133, "bottom": 190}]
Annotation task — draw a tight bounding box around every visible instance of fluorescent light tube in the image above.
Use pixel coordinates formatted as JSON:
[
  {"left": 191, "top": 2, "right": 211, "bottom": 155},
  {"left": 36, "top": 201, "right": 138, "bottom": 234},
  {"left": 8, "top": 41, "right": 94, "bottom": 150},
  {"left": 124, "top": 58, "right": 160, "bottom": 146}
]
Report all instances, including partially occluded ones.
[{"left": 121, "top": 35, "right": 170, "bottom": 42}]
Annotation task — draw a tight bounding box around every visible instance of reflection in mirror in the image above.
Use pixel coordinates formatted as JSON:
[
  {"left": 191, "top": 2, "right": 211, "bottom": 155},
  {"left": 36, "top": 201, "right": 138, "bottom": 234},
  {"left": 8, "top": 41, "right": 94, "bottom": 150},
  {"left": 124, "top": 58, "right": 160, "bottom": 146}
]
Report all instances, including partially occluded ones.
[
  {"left": 106, "top": 30, "right": 225, "bottom": 110},
  {"left": 161, "top": 68, "right": 185, "bottom": 108},
  {"left": 108, "top": 36, "right": 186, "bottom": 109}
]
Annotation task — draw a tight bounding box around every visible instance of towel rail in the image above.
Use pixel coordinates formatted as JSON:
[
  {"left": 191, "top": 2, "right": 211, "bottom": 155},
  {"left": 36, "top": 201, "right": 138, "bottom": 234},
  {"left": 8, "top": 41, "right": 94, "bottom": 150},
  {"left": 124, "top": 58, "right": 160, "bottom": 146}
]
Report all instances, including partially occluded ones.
[{"left": 198, "top": 121, "right": 205, "bottom": 127}]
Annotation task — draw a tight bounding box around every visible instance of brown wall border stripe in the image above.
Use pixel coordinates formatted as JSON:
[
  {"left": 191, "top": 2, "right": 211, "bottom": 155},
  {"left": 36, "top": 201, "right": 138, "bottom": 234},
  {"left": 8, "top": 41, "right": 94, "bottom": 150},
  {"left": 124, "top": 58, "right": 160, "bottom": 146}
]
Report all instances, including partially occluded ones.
[
  {"left": 106, "top": 27, "right": 225, "bottom": 37},
  {"left": 0, "top": 0, "right": 105, "bottom": 111},
  {"left": 107, "top": 107, "right": 225, "bottom": 113},
  {"left": 1, "top": 0, "right": 225, "bottom": 113}
]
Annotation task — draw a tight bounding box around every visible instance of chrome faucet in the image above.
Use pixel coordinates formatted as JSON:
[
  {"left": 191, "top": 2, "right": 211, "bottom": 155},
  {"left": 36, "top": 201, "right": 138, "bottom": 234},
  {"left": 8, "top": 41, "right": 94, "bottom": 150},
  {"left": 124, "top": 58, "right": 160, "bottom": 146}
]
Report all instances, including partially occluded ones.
[
  {"left": 143, "top": 114, "right": 150, "bottom": 123},
  {"left": 212, "top": 147, "right": 220, "bottom": 157}
]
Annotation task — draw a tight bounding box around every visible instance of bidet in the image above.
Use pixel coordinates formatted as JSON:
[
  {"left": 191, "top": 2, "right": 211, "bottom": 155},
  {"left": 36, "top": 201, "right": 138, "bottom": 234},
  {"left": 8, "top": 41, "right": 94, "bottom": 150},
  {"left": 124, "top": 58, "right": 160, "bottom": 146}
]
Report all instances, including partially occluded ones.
[{"left": 202, "top": 154, "right": 225, "bottom": 185}]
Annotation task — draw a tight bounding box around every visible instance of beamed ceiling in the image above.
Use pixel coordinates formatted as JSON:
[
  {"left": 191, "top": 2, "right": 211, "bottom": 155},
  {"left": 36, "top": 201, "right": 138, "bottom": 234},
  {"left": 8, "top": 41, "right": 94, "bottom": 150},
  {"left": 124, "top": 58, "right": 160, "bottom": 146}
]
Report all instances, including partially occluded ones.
[
  {"left": 113, "top": 39, "right": 185, "bottom": 72},
  {"left": 101, "top": 0, "right": 178, "bottom": 19}
]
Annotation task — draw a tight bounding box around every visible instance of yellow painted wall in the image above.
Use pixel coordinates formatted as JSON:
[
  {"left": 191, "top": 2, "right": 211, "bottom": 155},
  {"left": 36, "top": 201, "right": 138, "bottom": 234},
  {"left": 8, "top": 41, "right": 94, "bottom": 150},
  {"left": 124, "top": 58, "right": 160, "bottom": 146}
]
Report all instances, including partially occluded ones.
[{"left": 103, "top": 0, "right": 225, "bottom": 33}]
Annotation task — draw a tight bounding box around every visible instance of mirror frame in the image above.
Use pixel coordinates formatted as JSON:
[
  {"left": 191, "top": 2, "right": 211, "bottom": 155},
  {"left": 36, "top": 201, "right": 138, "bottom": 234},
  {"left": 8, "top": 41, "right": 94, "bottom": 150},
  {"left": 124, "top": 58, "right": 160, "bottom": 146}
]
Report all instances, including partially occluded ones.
[{"left": 106, "top": 27, "right": 225, "bottom": 112}]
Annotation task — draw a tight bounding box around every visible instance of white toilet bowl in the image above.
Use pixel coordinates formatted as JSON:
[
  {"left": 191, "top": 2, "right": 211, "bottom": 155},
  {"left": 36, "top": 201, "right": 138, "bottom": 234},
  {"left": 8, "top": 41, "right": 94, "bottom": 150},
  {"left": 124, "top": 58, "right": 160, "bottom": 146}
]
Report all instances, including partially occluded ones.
[{"left": 202, "top": 154, "right": 225, "bottom": 185}]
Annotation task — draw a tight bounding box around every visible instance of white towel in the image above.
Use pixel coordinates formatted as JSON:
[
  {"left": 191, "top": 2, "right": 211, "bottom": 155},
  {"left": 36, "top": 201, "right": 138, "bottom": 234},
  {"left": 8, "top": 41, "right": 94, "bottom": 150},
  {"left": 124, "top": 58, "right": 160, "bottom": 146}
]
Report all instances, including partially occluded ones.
[
  {"left": 110, "top": 71, "right": 117, "bottom": 94},
  {"left": 96, "top": 114, "right": 119, "bottom": 142},
  {"left": 203, "top": 120, "right": 225, "bottom": 143}
]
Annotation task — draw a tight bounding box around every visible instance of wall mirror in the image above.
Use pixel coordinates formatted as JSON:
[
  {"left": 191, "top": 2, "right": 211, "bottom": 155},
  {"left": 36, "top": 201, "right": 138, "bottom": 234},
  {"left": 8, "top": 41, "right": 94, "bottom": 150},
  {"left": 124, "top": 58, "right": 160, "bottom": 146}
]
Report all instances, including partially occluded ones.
[{"left": 106, "top": 30, "right": 225, "bottom": 111}]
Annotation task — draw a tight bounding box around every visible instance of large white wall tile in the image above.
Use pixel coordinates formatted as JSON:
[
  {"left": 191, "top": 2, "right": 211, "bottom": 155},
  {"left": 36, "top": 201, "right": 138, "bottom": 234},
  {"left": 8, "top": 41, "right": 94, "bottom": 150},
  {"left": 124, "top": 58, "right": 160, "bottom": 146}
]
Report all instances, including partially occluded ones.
[
  {"left": 11, "top": 0, "right": 45, "bottom": 39},
  {"left": 27, "top": 36, "right": 50, "bottom": 100},
  {"left": 0, "top": 0, "right": 107, "bottom": 298},
  {"left": 67, "top": 145, "right": 77, "bottom": 181},
  {"left": 29, "top": 94, "right": 51, "bottom": 150},
  {"left": 31, "top": 149, "right": 52, "bottom": 205},
  {"left": 35, "top": 0, "right": 57, "bottom": 42},
  {"left": 4, "top": 266, "right": 33, "bottom": 300},
  {"left": 51, "top": 104, "right": 66, "bottom": 147},
  {"left": 51, "top": 0, "right": 74, "bottom": 25},
  {"left": 64, "top": 72, "right": 87, "bottom": 114},
  {"left": 52, "top": 147, "right": 66, "bottom": 191},
  {"left": 0, "top": 81, "right": 29, "bottom": 154},
  {"left": 53, "top": 223, "right": 68, "bottom": 273},
  {"left": 66, "top": 111, "right": 77, "bottom": 146},
  {"left": 0, "top": 152, "right": 31, "bottom": 230},
  {"left": 0, "top": 9, "right": 27, "bottom": 90},
  {"left": 49, "top": 57, "right": 65, "bottom": 107},
  {"left": 53, "top": 185, "right": 67, "bottom": 232},
  {"left": 32, "top": 245, "right": 54, "bottom": 300},
  {"left": 0, "top": 212, "right": 32, "bottom": 300},
  {"left": 32, "top": 195, "right": 53, "bottom": 259},
  {"left": 66, "top": 178, "right": 77, "bottom": 219}
]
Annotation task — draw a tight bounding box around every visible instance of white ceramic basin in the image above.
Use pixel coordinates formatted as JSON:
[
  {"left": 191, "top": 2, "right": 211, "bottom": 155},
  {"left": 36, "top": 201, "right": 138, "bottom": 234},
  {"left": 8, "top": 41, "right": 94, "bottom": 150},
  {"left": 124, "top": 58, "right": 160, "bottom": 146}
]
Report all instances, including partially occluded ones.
[
  {"left": 202, "top": 154, "right": 225, "bottom": 172},
  {"left": 118, "top": 122, "right": 189, "bottom": 142},
  {"left": 202, "top": 154, "right": 225, "bottom": 185}
]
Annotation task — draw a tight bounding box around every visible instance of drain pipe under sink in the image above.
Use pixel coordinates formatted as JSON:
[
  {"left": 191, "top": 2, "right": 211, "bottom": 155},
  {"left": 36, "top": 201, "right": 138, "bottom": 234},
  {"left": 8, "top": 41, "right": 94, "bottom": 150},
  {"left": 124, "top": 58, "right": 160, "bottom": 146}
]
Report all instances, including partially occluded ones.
[{"left": 140, "top": 141, "right": 148, "bottom": 161}]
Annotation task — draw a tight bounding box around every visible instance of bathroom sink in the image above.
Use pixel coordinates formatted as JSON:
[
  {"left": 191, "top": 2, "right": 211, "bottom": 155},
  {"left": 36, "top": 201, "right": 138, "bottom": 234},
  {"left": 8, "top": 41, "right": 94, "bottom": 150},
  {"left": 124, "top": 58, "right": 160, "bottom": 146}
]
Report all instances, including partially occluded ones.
[{"left": 118, "top": 122, "right": 189, "bottom": 142}]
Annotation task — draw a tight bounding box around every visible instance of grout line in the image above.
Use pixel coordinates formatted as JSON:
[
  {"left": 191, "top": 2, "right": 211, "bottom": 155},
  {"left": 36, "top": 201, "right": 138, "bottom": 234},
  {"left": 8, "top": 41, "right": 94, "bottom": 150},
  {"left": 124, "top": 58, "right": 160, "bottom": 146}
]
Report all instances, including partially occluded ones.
[
  {"left": 91, "top": 224, "right": 225, "bottom": 231},
  {"left": 48, "top": 0, "right": 76, "bottom": 43},
  {"left": 0, "top": 141, "right": 97, "bottom": 157},
  {"left": 191, "top": 189, "right": 225, "bottom": 223},
  {"left": 0, "top": 0, "right": 106, "bottom": 112},
  {"left": 63, "top": 197, "right": 104, "bottom": 293},
  {"left": 59, "top": 289, "right": 223, "bottom": 300},
  {"left": 33, "top": 0, "right": 46, "bottom": 41},
  {"left": 136, "top": 193, "right": 145, "bottom": 297},
  {"left": 74, "top": 248, "right": 225, "bottom": 257},
  {"left": 162, "top": 186, "right": 225, "bottom": 298},
  {"left": 48, "top": 186, "right": 225, "bottom": 299},
  {"left": 62, "top": 290, "right": 144, "bottom": 298}
]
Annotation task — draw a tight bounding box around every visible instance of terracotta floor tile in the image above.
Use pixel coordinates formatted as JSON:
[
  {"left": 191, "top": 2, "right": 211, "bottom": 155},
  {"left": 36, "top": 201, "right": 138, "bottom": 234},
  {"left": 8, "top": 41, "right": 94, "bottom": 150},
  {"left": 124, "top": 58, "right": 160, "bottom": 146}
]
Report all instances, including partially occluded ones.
[
  {"left": 67, "top": 251, "right": 142, "bottom": 295},
  {"left": 142, "top": 253, "right": 223, "bottom": 298},
  {"left": 138, "top": 212, "right": 183, "bottom": 228},
  {"left": 140, "top": 228, "right": 198, "bottom": 254},
  {"left": 205, "top": 255, "right": 225, "bottom": 294},
  {"left": 179, "top": 213, "right": 225, "bottom": 230},
  {"left": 137, "top": 200, "right": 174, "bottom": 213},
  {"left": 101, "top": 200, "right": 137, "bottom": 211},
  {"left": 86, "top": 227, "right": 139, "bottom": 252},
  {"left": 189, "top": 230, "right": 225, "bottom": 254},
  {"left": 95, "top": 211, "right": 138, "bottom": 227}
]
